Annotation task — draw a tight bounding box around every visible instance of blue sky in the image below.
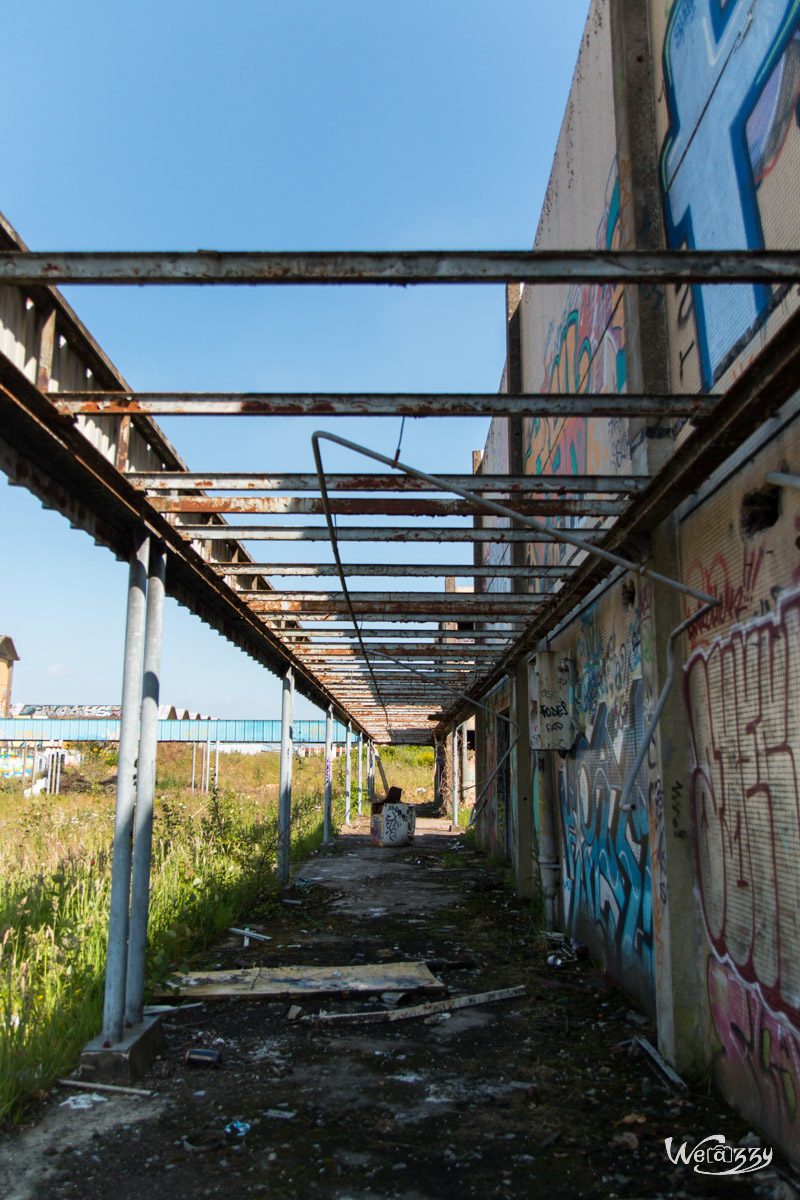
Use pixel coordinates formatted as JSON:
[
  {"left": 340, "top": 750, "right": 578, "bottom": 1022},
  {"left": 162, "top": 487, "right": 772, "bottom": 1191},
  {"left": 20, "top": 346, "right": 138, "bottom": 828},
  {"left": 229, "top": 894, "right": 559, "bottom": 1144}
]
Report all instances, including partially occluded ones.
[{"left": 2, "top": 1, "right": 589, "bottom": 719}]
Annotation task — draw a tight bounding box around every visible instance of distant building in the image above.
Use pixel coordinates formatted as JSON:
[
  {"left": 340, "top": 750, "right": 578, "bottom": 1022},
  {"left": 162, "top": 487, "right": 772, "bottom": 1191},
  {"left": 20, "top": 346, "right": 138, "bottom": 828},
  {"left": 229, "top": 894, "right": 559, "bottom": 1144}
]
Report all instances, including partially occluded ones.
[{"left": 0, "top": 636, "right": 19, "bottom": 717}]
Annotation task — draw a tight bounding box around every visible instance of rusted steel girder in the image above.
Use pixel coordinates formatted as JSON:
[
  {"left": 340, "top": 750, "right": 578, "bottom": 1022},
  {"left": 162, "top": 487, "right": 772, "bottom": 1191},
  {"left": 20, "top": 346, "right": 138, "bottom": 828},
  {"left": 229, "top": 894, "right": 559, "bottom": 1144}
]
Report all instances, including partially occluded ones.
[
  {"left": 239, "top": 589, "right": 544, "bottom": 606},
  {"left": 129, "top": 472, "right": 648, "bottom": 493},
  {"left": 152, "top": 495, "right": 624, "bottom": 518},
  {"left": 55, "top": 392, "right": 711, "bottom": 418},
  {"left": 173, "top": 524, "right": 603, "bottom": 544},
  {"left": 214, "top": 562, "right": 569, "bottom": 578},
  {"left": 4, "top": 248, "right": 800, "bottom": 285}
]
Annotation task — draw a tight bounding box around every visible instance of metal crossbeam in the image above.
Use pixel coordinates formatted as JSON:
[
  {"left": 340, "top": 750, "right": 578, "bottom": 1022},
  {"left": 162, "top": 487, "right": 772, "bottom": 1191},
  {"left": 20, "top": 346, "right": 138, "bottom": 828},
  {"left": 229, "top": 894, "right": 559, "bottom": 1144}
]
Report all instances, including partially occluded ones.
[
  {"left": 214, "top": 562, "right": 569, "bottom": 578},
  {"left": 4, "top": 248, "right": 800, "bottom": 285},
  {"left": 57, "top": 392, "right": 711, "bottom": 417},
  {"left": 152, "top": 495, "right": 624, "bottom": 517},
  {"left": 175, "top": 524, "right": 603, "bottom": 543},
  {"left": 129, "top": 472, "right": 648, "bottom": 493}
]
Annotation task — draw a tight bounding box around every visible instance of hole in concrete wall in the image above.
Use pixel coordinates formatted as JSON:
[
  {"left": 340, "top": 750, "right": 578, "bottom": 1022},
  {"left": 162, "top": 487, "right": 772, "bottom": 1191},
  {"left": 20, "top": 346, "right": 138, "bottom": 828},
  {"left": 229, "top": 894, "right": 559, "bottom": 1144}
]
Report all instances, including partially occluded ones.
[
  {"left": 621, "top": 579, "right": 637, "bottom": 609},
  {"left": 740, "top": 485, "right": 781, "bottom": 538}
]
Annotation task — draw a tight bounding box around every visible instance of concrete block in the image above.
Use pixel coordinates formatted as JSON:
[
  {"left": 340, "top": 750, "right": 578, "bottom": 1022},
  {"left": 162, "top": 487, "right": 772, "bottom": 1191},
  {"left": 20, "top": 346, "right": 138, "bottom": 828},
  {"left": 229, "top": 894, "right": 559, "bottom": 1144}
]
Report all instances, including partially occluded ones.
[{"left": 79, "top": 1015, "right": 164, "bottom": 1085}]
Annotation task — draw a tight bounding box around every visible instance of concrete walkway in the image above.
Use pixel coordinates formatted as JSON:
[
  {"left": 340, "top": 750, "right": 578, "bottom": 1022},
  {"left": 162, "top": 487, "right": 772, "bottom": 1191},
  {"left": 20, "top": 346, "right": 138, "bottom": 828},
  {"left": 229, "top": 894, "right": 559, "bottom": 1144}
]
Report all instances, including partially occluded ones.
[{"left": 0, "top": 811, "right": 782, "bottom": 1200}]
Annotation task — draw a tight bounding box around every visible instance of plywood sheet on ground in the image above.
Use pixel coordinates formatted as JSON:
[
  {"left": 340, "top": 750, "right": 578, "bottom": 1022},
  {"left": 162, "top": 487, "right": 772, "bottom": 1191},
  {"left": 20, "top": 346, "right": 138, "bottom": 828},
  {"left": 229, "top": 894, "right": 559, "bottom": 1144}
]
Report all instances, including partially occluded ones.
[{"left": 158, "top": 961, "right": 445, "bottom": 1000}]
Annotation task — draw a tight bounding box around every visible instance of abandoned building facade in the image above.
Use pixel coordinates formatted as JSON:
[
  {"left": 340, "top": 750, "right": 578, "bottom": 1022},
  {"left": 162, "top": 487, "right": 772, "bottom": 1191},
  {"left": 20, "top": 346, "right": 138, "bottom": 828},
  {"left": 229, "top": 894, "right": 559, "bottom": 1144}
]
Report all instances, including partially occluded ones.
[
  {"left": 1, "top": 0, "right": 800, "bottom": 1171},
  {"left": 472, "top": 0, "right": 800, "bottom": 1167}
]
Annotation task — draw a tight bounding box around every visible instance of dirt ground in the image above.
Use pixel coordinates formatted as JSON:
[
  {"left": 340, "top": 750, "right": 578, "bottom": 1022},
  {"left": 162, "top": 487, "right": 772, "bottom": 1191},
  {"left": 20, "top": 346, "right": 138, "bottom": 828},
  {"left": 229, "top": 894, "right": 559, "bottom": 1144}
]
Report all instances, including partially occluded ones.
[{"left": 0, "top": 808, "right": 797, "bottom": 1200}]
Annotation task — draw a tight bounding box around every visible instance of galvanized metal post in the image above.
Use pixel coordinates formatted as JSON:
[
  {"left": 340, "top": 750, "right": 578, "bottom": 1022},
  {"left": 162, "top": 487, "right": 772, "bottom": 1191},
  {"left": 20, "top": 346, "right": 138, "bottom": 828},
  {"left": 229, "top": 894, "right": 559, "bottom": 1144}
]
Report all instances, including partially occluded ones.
[
  {"left": 125, "top": 542, "right": 166, "bottom": 1027},
  {"left": 214, "top": 733, "right": 220, "bottom": 791},
  {"left": 451, "top": 727, "right": 459, "bottom": 827},
  {"left": 345, "top": 722, "right": 352, "bottom": 824},
  {"left": 205, "top": 725, "right": 211, "bottom": 792},
  {"left": 191, "top": 742, "right": 196, "bottom": 791},
  {"left": 323, "top": 706, "right": 333, "bottom": 843},
  {"left": 357, "top": 732, "right": 363, "bottom": 814},
  {"left": 277, "top": 669, "right": 294, "bottom": 884},
  {"left": 102, "top": 532, "right": 149, "bottom": 1045},
  {"left": 460, "top": 721, "right": 469, "bottom": 803},
  {"left": 367, "top": 742, "right": 375, "bottom": 805},
  {"left": 21, "top": 741, "right": 28, "bottom": 786}
]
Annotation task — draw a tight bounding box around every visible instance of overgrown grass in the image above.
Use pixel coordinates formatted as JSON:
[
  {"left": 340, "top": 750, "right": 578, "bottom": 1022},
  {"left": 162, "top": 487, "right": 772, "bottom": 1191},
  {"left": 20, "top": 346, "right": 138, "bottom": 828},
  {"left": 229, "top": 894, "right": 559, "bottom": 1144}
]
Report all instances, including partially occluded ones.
[
  {"left": 0, "top": 741, "right": 436, "bottom": 1123},
  {"left": 0, "top": 741, "right": 382, "bottom": 1125}
]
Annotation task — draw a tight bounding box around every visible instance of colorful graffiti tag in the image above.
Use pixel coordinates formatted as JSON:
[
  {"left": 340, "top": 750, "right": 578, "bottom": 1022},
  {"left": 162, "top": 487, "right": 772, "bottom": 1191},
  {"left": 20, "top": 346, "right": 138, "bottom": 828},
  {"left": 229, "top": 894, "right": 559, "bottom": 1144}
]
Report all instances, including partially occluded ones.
[
  {"left": 559, "top": 679, "right": 653, "bottom": 1007},
  {"left": 559, "top": 598, "right": 652, "bottom": 1009},
  {"left": 685, "top": 586, "right": 800, "bottom": 1029},
  {"left": 524, "top": 160, "right": 628, "bottom": 578},
  {"left": 707, "top": 956, "right": 800, "bottom": 1155},
  {"left": 661, "top": 0, "right": 800, "bottom": 388}
]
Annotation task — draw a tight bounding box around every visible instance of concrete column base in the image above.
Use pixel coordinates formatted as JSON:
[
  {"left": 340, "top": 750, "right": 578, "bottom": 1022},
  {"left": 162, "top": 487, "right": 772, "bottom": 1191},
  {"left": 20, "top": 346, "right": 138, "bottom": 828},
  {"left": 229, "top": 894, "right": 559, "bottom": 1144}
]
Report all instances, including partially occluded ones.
[{"left": 79, "top": 1015, "right": 164, "bottom": 1085}]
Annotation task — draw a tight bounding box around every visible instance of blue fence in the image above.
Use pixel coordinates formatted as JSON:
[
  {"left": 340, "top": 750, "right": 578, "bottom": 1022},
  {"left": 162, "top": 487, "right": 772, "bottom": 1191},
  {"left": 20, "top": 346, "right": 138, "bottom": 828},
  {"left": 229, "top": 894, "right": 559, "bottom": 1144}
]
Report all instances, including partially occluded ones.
[{"left": 0, "top": 718, "right": 352, "bottom": 744}]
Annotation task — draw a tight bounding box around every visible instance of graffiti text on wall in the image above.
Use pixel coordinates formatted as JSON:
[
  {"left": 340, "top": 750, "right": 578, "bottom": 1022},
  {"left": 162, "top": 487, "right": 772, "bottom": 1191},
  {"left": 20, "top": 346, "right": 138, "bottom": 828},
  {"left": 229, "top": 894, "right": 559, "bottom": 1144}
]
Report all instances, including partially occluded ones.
[
  {"left": 560, "top": 679, "right": 653, "bottom": 1003},
  {"left": 661, "top": 0, "right": 800, "bottom": 388},
  {"left": 685, "top": 586, "right": 800, "bottom": 1027},
  {"left": 708, "top": 956, "right": 800, "bottom": 1149}
]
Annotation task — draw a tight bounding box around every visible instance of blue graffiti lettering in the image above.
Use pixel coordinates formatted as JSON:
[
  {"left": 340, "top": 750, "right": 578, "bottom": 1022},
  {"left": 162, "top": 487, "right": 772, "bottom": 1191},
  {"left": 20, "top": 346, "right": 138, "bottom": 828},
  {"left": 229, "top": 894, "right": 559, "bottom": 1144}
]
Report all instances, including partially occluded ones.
[{"left": 661, "top": 0, "right": 800, "bottom": 387}]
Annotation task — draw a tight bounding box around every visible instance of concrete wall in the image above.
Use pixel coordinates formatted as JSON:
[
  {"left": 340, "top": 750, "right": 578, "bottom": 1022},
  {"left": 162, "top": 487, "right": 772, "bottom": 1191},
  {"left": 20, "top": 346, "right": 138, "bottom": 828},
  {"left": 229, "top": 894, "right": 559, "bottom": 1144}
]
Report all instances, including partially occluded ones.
[{"left": 476, "top": 0, "right": 800, "bottom": 1163}]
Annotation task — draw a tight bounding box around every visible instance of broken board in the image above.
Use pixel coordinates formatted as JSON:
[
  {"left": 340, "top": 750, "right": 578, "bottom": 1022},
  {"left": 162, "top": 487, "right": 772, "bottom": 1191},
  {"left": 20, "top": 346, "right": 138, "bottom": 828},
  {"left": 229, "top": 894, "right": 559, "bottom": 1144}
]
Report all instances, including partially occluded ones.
[{"left": 157, "top": 961, "right": 445, "bottom": 1000}]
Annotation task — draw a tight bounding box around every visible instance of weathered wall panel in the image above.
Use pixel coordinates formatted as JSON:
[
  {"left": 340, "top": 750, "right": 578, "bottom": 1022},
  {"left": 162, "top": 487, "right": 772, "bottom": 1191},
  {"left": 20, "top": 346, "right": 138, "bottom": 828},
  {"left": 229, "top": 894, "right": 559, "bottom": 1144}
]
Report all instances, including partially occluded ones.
[
  {"left": 550, "top": 585, "right": 652, "bottom": 1012},
  {"left": 479, "top": 677, "right": 517, "bottom": 863},
  {"left": 652, "top": 0, "right": 800, "bottom": 395},
  {"left": 679, "top": 422, "right": 800, "bottom": 1160}
]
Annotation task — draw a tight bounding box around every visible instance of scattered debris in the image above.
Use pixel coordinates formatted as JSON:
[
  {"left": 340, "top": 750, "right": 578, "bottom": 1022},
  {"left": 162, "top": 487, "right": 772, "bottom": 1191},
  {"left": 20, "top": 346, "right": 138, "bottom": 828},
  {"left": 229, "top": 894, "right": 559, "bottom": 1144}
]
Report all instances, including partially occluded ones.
[
  {"left": 286, "top": 1005, "right": 303, "bottom": 1022},
  {"left": 224, "top": 1120, "right": 251, "bottom": 1140},
  {"left": 57, "top": 1078, "right": 153, "bottom": 1098},
  {"left": 160, "top": 962, "right": 445, "bottom": 1001},
  {"left": 184, "top": 1048, "right": 222, "bottom": 1067},
  {"left": 59, "top": 1092, "right": 108, "bottom": 1110},
  {"left": 305, "top": 984, "right": 526, "bottom": 1026},
  {"left": 281, "top": 899, "right": 302, "bottom": 907},
  {"left": 263, "top": 1108, "right": 296, "bottom": 1120},
  {"left": 636, "top": 1036, "right": 688, "bottom": 1092},
  {"left": 182, "top": 1130, "right": 225, "bottom": 1153}
]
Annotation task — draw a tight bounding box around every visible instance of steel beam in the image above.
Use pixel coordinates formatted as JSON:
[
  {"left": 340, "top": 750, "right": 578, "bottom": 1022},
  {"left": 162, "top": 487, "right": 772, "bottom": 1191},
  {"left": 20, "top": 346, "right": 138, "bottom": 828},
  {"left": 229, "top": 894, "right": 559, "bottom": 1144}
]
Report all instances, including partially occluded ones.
[
  {"left": 277, "top": 669, "right": 294, "bottom": 884},
  {"left": 323, "top": 707, "right": 333, "bottom": 843},
  {"left": 102, "top": 534, "right": 149, "bottom": 1045},
  {"left": 215, "top": 562, "right": 570, "bottom": 578},
  {"left": 125, "top": 541, "right": 166, "bottom": 1027},
  {"left": 55, "top": 391, "right": 711, "bottom": 418},
  {"left": 152, "top": 494, "right": 624, "bottom": 518},
  {"left": 4, "top": 248, "right": 800, "bottom": 286},
  {"left": 129, "top": 471, "right": 648, "bottom": 493},
  {"left": 176, "top": 525, "right": 603, "bottom": 543}
]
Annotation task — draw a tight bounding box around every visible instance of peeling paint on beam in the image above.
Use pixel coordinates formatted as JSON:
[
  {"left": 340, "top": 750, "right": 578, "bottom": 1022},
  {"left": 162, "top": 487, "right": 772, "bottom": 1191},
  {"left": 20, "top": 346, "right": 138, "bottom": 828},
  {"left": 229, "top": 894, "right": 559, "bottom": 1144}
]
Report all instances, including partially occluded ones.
[
  {"left": 128, "top": 472, "right": 648, "bottom": 494},
  {"left": 5, "top": 248, "right": 800, "bottom": 286},
  {"left": 55, "top": 392, "right": 710, "bottom": 418},
  {"left": 214, "top": 562, "right": 569, "bottom": 579},
  {"left": 173, "top": 525, "right": 603, "bottom": 544},
  {"left": 152, "top": 495, "right": 624, "bottom": 518}
]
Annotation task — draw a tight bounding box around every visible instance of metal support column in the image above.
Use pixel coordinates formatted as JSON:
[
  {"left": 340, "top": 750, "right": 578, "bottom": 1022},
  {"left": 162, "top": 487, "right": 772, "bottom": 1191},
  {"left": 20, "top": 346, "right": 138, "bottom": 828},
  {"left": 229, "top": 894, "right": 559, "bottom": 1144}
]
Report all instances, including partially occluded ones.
[
  {"left": 277, "top": 669, "right": 294, "bottom": 884},
  {"left": 345, "top": 722, "right": 352, "bottom": 824},
  {"left": 356, "top": 731, "right": 363, "bottom": 815},
  {"left": 451, "top": 727, "right": 459, "bottom": 826},
  {"left": 460, "top": 721, "right": 469, "bottom": 804},
  {"left": 102, "top": 533, "right": 149, "bottom": 1045},
  {"left": 323, "top": 706, "right": 333, "bottom": 843},
  {"left": 367, "top": 742, "right": 375, "bottom": 805},
  {"left": 125, "top": 542, "right": 166, "bottom": 1027}
]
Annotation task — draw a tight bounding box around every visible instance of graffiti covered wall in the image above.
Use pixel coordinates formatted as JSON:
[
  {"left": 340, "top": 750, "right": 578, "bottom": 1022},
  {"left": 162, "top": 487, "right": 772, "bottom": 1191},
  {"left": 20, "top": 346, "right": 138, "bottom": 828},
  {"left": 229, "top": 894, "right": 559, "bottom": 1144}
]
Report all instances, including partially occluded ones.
[
  {"left": 680, "top": 421, "right": 800, "bottom": 1160},
  {"left": 652, "top": 0, "right": 800, "bottom": 393},
  {"left": 551, "top": 584, "right": 653, "bottom": 1012},
  {"left": 479, "top": 678, "right": 517, "bottom": 863}
]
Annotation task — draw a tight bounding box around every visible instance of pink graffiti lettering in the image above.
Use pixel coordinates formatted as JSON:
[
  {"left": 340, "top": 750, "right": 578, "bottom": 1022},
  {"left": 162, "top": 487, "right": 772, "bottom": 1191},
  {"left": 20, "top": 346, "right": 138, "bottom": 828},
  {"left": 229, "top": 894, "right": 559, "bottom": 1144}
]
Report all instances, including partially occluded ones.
[
  {"left": 707, "top": 957, "right": 799, "bottom": 1150},
  {"left": 685, "top": 587, "right": 800, "bottom": 1025}
]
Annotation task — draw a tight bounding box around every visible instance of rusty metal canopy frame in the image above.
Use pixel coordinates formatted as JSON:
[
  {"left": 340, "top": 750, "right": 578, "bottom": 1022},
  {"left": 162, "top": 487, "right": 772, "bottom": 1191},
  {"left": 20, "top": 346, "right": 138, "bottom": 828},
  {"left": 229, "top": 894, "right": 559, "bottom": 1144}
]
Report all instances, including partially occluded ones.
[{"left": 2, "top": 241, "right": 800, "bottom": 742}]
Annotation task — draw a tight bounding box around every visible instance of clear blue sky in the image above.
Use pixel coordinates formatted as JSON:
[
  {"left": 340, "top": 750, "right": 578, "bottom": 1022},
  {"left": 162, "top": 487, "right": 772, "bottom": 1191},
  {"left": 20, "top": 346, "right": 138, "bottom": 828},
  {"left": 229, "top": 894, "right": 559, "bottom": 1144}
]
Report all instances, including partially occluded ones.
[{"left": 1, "top": 1, "right": 589, "bottom": 720}]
